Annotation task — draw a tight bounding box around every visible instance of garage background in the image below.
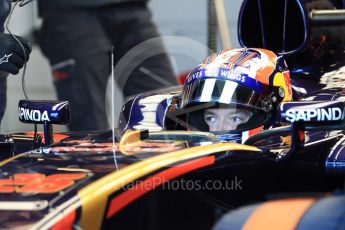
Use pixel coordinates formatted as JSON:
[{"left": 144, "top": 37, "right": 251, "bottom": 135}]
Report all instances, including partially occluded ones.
[{"left": 1, "top": 0, "right": 242, "bottom": 132}]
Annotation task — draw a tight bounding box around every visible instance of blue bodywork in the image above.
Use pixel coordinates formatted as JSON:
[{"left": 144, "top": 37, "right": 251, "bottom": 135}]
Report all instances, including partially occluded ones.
[{"left": 117, "top": 68, "right": 345, "bottom": 175}]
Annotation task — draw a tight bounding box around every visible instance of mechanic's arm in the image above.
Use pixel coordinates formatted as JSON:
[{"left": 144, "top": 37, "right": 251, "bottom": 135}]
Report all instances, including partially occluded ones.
[{"left": 0, "top": 33, "right": 31, "bottom": 75}]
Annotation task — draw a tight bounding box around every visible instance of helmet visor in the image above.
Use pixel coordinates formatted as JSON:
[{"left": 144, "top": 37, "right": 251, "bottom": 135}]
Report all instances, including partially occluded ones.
[
  {"left": 182, "top": 78, "right": 267, "bottom": 111},
  {"left": 182, "top": 78, "right": 272, "bottom": 132}
]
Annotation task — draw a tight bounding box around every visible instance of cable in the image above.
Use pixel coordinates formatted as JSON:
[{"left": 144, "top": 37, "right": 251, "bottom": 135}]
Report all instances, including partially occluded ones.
[
  {"left": 5, "top": 0, "right": 29, "bottom": 99},
  {"left": 19, "top": 0, "right": 33, "bottom": 7},
  {"left": 111, "top": 47, "right": 119, "bottom": 171},
  {"left": 7, "top": 0, "right": 37, "bottom": 147},
  {"left": 32, "top": 123, "right": 41, "bottom": 149}
]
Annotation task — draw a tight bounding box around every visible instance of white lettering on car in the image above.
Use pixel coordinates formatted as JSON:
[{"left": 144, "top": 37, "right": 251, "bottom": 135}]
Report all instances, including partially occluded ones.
[
  {"left": 18, "top": 107, "right": 51, "bottom": 122},
  {"left": 285, "top": 107, "right": 344, "bottom": 122}
]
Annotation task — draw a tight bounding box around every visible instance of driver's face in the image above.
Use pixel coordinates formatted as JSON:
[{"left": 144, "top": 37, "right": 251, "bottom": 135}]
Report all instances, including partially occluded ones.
[{"left": 204, "top": 108, "right": 251, "bottom": 131}]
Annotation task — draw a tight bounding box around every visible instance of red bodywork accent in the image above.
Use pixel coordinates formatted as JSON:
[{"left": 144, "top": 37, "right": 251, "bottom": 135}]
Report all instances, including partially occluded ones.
[
  {"left": 249, "top": 126, "right": 262, "bottom": 137},
  {"left": 0, "top": 173, "right": 86, "bottom": 194},
  {"left": 106, "top": 156, "right": 216, "bottom": 218},
  {"left": 50, "top": 209, "right": 77, "bottom": 230},
  {"left": 25, "top": 132, "right": 70, "bottom": 144},
  {"left": 299, "top": 131, "right": 305, "bottom": 142}
]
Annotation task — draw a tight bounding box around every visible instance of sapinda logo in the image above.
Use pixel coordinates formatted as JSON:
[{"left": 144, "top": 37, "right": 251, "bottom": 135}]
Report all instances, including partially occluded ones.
[
  {"left": 285, "top": 107, "right": 345, "bottom": 122},
  {"left": 18, "top": 107, "right": 50, "bottom": 122}
]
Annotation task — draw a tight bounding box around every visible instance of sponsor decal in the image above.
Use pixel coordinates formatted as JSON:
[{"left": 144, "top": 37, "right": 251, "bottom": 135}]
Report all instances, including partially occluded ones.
[
  {"left": 18, "top": 107, "right": 50, "bottom": 122},
  {"left": 218, "top": 69, "right": 246, "bottom": 82},
  {"left": 186, "top": 67, "right": 263, "bottom": 92},
  {"left": 285, "top": 107, "right": 345, "bottom": 122},
  {"left": 0, "top": 53, "right": 12, "bottom": 65},
  {"left": 0, "top": 173, "right": 86, "bottom": 193},
  {"left": 121, "top": 141, "right": 183, "bottom": 153},
  {"left": 187, "top": 68, "right": 246, "bottom": 84},
  {"left": 36, "top": 141, "right": 182, "bottom": 154}
]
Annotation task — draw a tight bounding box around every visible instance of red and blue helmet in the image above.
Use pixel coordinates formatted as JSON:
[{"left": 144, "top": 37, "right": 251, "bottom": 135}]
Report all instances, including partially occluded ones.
[{"left": 181, "top": 48, "right": 292, "bottom": 143}]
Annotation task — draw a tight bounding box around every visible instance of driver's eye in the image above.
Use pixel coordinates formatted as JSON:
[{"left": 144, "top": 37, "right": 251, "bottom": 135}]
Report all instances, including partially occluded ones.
[
  {"left": 228, "top": 116, "right": 245, "bottom": 124},
  {"left": 205, "top": 115, "right": 217, "bottom": 123}
]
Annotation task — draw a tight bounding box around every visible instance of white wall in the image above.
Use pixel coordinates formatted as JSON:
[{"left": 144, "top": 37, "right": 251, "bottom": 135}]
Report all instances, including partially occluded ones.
[
  {"left": 149, "top": 0, "right": 242, "bottom": 74},
  {"left": 1, "top": 0, "right": 242, "bottom": 133}
]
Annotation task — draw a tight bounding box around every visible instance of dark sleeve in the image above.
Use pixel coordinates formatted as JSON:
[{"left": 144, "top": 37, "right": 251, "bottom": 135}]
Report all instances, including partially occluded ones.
[
  {"left": 39, "top": 0, "right": 148, "bottom": 11},
  {"left": 0, "top": 0, "right": 11, "bottom": 32}
]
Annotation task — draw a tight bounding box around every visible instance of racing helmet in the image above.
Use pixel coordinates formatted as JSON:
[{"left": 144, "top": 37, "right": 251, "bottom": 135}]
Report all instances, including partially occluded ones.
[{"left": 181, "top": 48, "right": 292, "bottom": 143}]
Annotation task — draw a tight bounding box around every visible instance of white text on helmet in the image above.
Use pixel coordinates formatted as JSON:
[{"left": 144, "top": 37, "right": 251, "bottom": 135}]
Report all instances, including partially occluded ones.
[{"left": 219, "top": 70, "right": 246, "bottom": 82}]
